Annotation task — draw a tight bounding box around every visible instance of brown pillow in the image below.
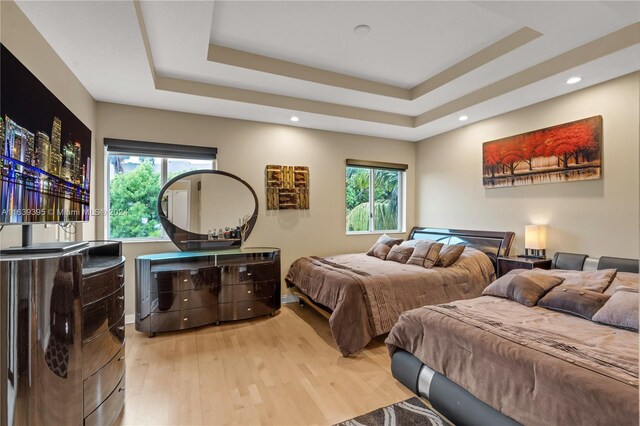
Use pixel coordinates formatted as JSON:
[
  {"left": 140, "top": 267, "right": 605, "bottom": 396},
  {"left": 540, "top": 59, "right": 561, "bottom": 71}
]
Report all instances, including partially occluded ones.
[
  {"left": 366, "top": 234, "right": 403, "bottom": 257},
  {"left": 371, "top": 243, "right": 393, "bottom": 260},
  {"left": 435, "top": 244, "right": 465, "bottom": 267},
  {"left": 556, "top": 269, "right": 617, "bottom": 293},
  {"left": 538, "top": 287, "right": 610, "bottom": 320},
  {"left": 399, "top": 240, "right": 418, "bottom": 248},
  {"left": 386, "top": 244, "right": 414, "bottom": 264},
  {"left": 592, "top": 287, "right": 639, "bottom": 331},
  {"left": 603, "top": 272, "right": 639, "bottom": 295},
  {"left": 407, "top": 240, "right": 443, "bottom": 268},
  {"left": 483, "top": 269, "right": 565, "bottom": 307}
]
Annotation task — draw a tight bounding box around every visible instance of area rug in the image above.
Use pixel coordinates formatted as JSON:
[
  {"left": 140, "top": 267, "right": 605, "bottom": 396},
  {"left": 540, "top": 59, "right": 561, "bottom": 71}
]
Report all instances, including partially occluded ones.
[{"left": 334, "top": 397, "right": 446, "bottom": 426}]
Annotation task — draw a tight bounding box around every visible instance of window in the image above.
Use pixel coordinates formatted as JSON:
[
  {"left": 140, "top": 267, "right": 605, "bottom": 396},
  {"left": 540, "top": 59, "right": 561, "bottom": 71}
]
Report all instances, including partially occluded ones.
[
  {"left": 104, "top": 139, "right": 216, "bottom": 240},
  {"left": 345, "top": 159, "right": 406, "bottom": 233}
]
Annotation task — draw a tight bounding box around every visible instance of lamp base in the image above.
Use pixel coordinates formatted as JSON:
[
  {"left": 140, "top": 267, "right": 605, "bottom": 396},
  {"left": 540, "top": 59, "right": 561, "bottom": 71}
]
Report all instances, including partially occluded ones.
[
  {"left": 517, "top": 254, "right": 547, "bottom": 260},
  {"left": 519, "top": 248, "right": 546, "bottom": 259}
]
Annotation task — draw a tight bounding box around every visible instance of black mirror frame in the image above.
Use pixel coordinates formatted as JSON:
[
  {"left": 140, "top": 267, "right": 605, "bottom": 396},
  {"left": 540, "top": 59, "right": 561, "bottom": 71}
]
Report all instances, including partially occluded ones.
[{"left": 157, "top": 169, "right": 259, "bottom": 251}]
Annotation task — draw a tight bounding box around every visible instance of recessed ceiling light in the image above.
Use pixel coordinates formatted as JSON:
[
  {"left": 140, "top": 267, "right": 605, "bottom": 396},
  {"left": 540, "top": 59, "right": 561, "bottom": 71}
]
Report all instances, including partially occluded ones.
[
  {"left": 458, "top": 115, "right": 468, "bottom": 121},
  {"left": 566, "top": 76, "right": 582, "bottom": 85},
  {"left": 353, "top": 25, "right": 371, "bottom": 35},
  {"left": 290, "top": 116, "right": 299, "bottom": 122}
]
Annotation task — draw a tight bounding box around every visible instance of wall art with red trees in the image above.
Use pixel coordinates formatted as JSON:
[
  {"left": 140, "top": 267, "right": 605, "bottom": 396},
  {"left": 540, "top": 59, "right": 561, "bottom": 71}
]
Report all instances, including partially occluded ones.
[{"left": 482, "top": 116, "right": 602, "bottom": 188}]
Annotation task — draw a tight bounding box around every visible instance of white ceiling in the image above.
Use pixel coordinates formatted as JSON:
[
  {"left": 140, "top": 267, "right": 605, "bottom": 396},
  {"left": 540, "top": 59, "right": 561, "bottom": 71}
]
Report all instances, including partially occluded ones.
[{"left": 15, "top": 1, "right": 640, "bottom": 142}]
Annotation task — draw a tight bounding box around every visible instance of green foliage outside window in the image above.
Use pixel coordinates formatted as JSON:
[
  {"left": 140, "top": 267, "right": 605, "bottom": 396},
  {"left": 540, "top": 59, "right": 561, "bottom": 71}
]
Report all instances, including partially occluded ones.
[
  {"left": 346, "top": 167, "right": 400, "bottom": 232},
  {"left": 109, "top": 161, "right": 162, "bottom": 238}
]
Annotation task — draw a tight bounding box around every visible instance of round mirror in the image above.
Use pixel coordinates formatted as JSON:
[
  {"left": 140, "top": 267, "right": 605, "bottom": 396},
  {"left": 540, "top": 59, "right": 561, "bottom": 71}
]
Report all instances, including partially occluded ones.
[{"left": 158, "top": 170, "right": 258, "bottom": 251}]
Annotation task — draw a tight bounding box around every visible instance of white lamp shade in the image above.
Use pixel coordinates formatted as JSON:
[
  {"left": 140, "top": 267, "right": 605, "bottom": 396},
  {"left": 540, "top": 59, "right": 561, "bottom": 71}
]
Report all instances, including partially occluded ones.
[{"left": 525, "top": 225, "right": 546, "bottom": 250}]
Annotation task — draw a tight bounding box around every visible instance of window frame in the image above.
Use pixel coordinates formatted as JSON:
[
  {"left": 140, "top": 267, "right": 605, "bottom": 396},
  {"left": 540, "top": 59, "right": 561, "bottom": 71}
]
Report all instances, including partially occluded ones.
[
  {"left": 345, "top": 163, "right": 406, "bottom": 235},
  {"left": 104, "top": 140, "right": 217, "bottom": 242}
]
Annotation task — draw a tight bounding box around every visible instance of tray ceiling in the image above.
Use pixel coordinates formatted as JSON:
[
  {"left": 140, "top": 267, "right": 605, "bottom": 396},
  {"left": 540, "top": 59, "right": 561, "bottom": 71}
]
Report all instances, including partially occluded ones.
[{"left": 15, "top": 1, "right": 640, "bottom": 141}]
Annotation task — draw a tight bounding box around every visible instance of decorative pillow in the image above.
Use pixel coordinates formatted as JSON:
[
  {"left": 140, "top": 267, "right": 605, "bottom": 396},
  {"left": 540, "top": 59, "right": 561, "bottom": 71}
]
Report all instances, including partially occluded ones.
[
  {"left": 399, "top": 240, "right": 418, "bottom": 248},
  {"left": 406, "top": 240, "right": 443, "bottom": 268},
  {"left": 483, "top": 269, "right": 565, "bottom": 307},
  {"left": 555, "top": 269, "right": 617, "bottom": 293},
  {"left": 435, "top": 244, "right": 465, "bottom": 267},
  {"left": 538, "top": 287, "right": 610, "bottom": 320},
  {"left": 371, "top": 243, "right": 394, "bottom": 260},
  {"left": 366, "top": 234, "right": 403, "bottom": 257},
  {"left": 386, "top": 244, "right": 414, "bottom": 264},
  {"left": 592, "top": 286, "right": 639, "bottom": 331},
  {"left": 604, "top": 272, "right": 639, "bottom": 295}
]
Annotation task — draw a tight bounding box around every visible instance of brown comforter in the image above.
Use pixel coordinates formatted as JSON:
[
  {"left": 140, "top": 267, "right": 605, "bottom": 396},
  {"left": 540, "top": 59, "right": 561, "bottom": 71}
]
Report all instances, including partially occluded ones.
[
  {"left": 386, "top": 295, "right": 639, "bottom": 425},
  {"left": 285, "top": 247, "right": 494, "bottom": 356}
]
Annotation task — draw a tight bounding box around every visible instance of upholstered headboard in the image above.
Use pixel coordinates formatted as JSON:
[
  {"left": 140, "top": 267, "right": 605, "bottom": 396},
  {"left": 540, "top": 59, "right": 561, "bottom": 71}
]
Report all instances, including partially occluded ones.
[
  {"left": 408, "top": 227, "right": 515, "bottom": 271},
  {"left": 552, "top": 252, "right": 639, "bottom": 273}
]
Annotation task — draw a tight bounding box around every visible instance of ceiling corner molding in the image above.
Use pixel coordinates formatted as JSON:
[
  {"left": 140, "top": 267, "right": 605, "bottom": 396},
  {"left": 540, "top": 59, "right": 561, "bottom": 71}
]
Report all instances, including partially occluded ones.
[
  {"left": 410, "top": 26, "right": 543, "bottom": 99},
  {"left": 207, "top": 44, "right": 411, "bottom": 100},
  {"left": 133, "top": 0, "right": 157, "bottom": 85},
  {"left": 415, "top": 22, "right": 640, "bottom": 127},
  {"left": 155, "top": 76, "right": 414, "bottom": 127}
]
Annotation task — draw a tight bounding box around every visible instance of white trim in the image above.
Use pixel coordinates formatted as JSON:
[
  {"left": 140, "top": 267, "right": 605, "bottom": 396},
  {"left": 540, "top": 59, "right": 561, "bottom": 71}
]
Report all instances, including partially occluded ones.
[{"left": 125, "top": 314, "right": 135, "bottom": 325}]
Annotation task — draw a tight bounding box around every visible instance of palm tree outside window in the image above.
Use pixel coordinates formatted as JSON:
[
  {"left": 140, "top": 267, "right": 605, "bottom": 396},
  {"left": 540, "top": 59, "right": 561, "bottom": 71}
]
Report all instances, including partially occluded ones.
[{"left": 345, "top": 159, "right": 406, "bottom": 233}]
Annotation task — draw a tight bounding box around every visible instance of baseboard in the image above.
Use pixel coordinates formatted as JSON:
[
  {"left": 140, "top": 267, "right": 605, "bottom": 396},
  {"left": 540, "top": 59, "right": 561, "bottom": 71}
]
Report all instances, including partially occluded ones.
[
  {"left": 281, "top": 294, "right": 299, "bottom": 304},
  {"left": 125, "top": 314, "right": 135, "bottom": 325}
]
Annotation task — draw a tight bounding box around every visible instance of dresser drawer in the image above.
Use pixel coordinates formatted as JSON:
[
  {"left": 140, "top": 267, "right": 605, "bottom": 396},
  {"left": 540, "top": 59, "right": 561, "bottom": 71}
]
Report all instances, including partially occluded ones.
[
  {"left": 219, "top": 297, "right": 276, "bottom": 321},
  {"left": 82, "top": 285, "right": 125, "bottom": 342},
  {"left": 218, "top": 281, "right": 277, "bottom": 303},
  {"left": 84, "top": 374, "right": 125, "bottom": 426},
  {"left": 152, "top": 268, "right": 218, "bottom": 292},
  {"left": 247, "top": 263, "right": 279, "bottom": 281},
  {"left": 83, "top": 345, "right": 125, "bottom": 416},
  {"left": 83, "top": 315, "right": 125, "bottom": 379},
  {"left": 150, "top": 306, "right": 218, "bottom": 332},
  {"left": 151, "top": 291, "right": 180, "bottom": 313},
  {"left": 180, "top": 288, "right": 217, "bottom": 310},
  {"left": 83, "top": 263, "right": 125, "bottom": 305}
]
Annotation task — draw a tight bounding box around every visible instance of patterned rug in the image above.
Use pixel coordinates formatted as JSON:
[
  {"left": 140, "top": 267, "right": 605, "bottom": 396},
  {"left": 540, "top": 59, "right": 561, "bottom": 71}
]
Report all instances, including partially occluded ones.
[{"left": 334, "top": 397, "right": 446, "bottom": 426}]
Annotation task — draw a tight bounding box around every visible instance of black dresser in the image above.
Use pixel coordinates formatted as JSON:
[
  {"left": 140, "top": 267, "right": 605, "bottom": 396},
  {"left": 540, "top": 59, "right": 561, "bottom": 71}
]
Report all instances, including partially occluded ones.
[
  {"left": 0, "top": 241, "right": 125, "bottom": 426},
  {"left": 135, "top": 247, "right": 280, "bottom": 337}
]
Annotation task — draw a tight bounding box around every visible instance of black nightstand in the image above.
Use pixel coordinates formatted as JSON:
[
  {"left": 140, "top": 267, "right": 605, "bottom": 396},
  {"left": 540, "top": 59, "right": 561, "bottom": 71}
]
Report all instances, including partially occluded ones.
[{"left": 497, "top": 256, "right": 553, "bottom": 278}]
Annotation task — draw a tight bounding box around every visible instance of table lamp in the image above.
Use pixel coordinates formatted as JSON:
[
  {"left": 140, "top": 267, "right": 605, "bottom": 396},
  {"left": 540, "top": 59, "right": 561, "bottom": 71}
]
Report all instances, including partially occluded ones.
[{"left": 524, "top": 225, "right": 547, "bottom": 259}]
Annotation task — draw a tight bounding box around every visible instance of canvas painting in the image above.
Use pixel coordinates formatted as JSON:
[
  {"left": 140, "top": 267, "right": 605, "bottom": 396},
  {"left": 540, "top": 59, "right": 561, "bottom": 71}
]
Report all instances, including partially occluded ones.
[{"left": 482, "top": 116, "right": 602, "bottom": 188}]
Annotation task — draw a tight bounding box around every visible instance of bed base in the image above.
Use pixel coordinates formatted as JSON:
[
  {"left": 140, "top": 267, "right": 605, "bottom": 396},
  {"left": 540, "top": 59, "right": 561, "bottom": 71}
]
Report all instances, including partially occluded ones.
[
  {"left": 391, "top": 350, "right": 521, "bottom": 426},
  {"left": 288, "top": 286, "right": 332, "bottom": 320}
]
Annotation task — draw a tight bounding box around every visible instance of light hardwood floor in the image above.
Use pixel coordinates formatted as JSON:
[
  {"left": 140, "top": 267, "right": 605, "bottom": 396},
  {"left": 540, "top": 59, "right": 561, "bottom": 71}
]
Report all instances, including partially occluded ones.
[{"left": 118, "top": 303, "right": 414, "bottom": 425}]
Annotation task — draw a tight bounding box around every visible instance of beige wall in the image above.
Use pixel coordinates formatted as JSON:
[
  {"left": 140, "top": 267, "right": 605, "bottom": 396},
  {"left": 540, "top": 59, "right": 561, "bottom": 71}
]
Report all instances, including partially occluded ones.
[
  {"left": 0, "top": 1, "right": 97, "bottom": 249},
  {"left": 416, "top": 72, "right": 639, "bottom": 259},
  {"left": 95, "top": 102, "right": 416, "bottom": 316}
]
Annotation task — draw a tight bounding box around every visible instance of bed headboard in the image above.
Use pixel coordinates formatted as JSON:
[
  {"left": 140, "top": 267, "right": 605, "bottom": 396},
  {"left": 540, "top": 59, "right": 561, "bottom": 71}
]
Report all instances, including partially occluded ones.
[{"left": 408, "top": 226, "right": 515, "bottom": 270}]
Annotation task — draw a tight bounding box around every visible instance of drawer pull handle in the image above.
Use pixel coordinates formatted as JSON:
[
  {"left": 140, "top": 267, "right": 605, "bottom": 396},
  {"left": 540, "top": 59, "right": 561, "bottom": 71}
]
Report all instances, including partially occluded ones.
[
  {"left": 247, "top": 290, "right": 252, "bottom": 294},
  {"left": 117, "top": 274, "right": 124, "bottom": 279},
  {"left": 247, "top": 308, "right": 252, "bottom": 311},
  {"left": 183, "top": 317, "right": 188, "bottom": 321},
  {"left": 119, "top": 387, "right": 125, "bottom": 392},
  {"left": 183, "top": 279, "right": 188, "bottom": 282},
  {"left": 117, "top": 296, "right": 125, "bottom": 301},
  {"left": 183, "top": 298, "right": 189, "bottom": 302},
  {"left": 118, "top": 356, "right": 125, "bottom": 362},
  {"left": 117, "top": 326, "right": 125, "bottom": 331},
  {"left": 247, "top": 272, "right": 252, "bottom": 276}
]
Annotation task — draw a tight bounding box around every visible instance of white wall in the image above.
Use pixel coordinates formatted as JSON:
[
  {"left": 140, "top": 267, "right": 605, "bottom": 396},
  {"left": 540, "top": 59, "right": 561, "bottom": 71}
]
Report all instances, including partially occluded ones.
[
  {"left": 95, "top": 102, "right": 416, "bottom": 315},
  {"left": 416, "top": 72, "right": 639, "bottom": 259},
  {"left": 0, "top": 1, "right": 97, "bottom": 249}
]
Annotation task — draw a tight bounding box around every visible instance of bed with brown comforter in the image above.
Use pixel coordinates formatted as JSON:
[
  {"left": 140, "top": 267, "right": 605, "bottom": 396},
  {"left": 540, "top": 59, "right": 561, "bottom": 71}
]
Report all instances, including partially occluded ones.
[
  {"left": 386, "top": 273, "right": 640, "bottom": 425},
  {"left": 286, "top": 247, "right": 495, "bottom": 355}
]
